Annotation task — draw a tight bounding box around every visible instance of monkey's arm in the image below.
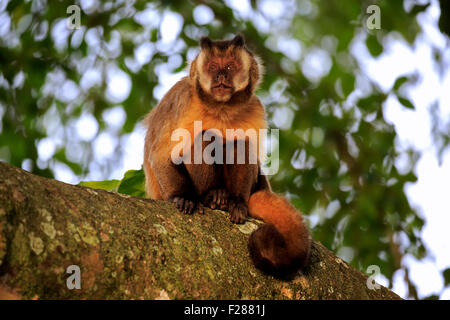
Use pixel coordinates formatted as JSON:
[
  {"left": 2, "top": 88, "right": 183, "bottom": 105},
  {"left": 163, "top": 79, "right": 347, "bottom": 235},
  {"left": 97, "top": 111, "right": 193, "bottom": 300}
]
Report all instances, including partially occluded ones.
[
  {"left": 253, "top": 169, "right": 272, "bottom": 192},
  {"left": 151, "top": 156, "right": 200, "bottom": 215}
]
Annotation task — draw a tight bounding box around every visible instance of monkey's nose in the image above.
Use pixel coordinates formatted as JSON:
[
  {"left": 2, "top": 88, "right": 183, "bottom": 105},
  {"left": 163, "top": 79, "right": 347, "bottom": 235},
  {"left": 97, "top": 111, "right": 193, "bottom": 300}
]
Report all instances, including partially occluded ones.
[{"left": 216, "top": 73, "right": 227, "bottom": 82}]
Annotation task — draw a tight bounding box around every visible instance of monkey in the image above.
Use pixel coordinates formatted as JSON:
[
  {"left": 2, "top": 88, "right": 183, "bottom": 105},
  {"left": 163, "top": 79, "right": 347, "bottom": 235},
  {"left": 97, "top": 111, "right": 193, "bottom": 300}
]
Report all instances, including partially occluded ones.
[{"left": 143, "top": 34, "right": 311, "bottom": 276}]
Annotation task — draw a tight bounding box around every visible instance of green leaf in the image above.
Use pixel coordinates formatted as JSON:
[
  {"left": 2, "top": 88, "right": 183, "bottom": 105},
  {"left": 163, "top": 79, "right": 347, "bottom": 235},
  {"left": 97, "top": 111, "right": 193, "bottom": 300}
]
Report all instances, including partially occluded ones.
[
  {"left": 114, "top": 18, "right": 143, "bottom": 32},
  {"left": 79, "top": 169, "right": 146, "bottom": 196},
  {"left": 422, "top": 294, "right": 439, "bottom": 300},
  {"left": 439, "top": 0, "right": 450, "bottom": 37},
  {"left": 357, "top": 93, "right": 387, "bottom": 113},
  {"left": 79, "top": 180, "right": 121, "bottom": 192},
  {"left": 117, "top": 169, "right": 146, "bottom": 197},
  {"left": 340, "top": 73, "right": 355, "bottom": 97},
  {"left": 393, "top": 76, "right": 409, "bottom": 92},
  {"left": 409, "top": 4, "right": 430, "bottom": 16},
  {"left": 397, "top": 96, "right": 415, "bottom": 110},
  {"left": 366, "top": 34, "right": 383, "bottom": 57},
  {"left": 443, "top": 268, "right": 450, "bottom": 286}
]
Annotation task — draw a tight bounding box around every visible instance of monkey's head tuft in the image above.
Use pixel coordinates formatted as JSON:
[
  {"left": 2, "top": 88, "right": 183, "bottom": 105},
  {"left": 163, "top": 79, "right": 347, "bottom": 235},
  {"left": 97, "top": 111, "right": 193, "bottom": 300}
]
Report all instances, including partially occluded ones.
[{"left": 190, "top": 34, "right": 262, "bottom": 104}]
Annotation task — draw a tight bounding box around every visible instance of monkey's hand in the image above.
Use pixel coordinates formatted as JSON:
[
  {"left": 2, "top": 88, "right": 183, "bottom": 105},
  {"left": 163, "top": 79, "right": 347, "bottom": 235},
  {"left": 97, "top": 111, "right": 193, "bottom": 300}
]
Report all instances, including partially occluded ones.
[
  {"left": 202, "top": 188, "right": 229, "bottom": 211},
  {"left": 169, "top": 195, "right": 201, "bottom": 215},
  {"left": 228, "top": 198, "right": 248, "bottom": 224}
]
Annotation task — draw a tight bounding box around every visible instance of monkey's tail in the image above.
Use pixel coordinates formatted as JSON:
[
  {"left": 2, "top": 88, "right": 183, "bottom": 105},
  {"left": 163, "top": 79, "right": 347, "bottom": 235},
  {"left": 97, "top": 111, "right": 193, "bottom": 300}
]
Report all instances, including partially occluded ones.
[{"left": 247, "top": 190, "right": 311, "bottom": 276}]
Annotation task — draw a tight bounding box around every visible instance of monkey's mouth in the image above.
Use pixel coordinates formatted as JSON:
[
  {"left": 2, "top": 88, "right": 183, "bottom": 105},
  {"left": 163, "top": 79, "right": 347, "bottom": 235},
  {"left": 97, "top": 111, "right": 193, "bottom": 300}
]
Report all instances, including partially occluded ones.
[{"left": 212, "top": 83, "right": 233, "bottom": 96}]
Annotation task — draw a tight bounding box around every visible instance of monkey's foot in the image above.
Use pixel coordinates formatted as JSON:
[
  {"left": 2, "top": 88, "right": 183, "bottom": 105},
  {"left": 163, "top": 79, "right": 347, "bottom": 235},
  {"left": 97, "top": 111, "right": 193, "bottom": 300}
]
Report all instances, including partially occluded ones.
[
  {"left": 202, "top": 188, "right": 229, "bottom": 211},
  {"left": 170, "top": 196, "right": 198, "bottom": 215},
  {"left": 228, "top": 198, "right": 248, "bottom": 224}
]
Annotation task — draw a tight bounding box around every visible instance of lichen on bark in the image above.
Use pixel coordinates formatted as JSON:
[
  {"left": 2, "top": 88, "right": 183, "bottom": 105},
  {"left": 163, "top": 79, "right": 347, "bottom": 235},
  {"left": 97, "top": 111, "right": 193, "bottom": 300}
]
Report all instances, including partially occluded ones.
[{"left": 0, "top": 162, "right": 400, "bottom": 300}]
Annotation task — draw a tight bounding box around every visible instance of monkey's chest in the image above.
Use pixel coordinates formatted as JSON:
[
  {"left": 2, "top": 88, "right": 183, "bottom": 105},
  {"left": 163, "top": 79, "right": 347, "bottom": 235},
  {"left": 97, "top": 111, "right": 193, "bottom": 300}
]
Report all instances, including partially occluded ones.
[{"left": 177, "top": 114, "right": 266, "bottom": 142}]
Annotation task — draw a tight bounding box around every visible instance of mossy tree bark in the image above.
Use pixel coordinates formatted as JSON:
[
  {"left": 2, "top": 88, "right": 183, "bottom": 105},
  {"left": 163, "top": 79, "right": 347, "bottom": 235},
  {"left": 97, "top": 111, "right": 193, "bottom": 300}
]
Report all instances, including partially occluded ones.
[{"left": 0, "top": 162, "right": 400, "bottom": 300}]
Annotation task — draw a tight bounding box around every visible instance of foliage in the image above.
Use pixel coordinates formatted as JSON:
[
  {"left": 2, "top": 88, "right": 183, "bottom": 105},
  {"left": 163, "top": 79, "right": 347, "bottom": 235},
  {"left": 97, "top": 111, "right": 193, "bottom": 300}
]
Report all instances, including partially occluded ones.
[
  {"left": 1, "top": 0, "right": 449, "bottom": 298},
  {"left": 80, "top": 168, "right": 145, "bottom": 197}
]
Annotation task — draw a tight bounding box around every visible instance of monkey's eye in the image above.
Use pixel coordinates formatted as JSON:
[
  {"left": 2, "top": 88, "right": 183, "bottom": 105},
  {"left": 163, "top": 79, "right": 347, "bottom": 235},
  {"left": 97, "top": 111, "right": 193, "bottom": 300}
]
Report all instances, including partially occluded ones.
[
  {"left": 225, "top": 63, "right": 235, "bottom": 71},
  {"left": 209, "top": 64, "right": 218, "bottom": 72}
]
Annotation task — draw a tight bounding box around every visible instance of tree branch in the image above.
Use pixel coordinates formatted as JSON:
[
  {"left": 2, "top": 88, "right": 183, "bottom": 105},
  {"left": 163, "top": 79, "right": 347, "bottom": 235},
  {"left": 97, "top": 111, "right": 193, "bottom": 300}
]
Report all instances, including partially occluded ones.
[{"left": 0, "top": 162, "right": 400, "bottom": 299}]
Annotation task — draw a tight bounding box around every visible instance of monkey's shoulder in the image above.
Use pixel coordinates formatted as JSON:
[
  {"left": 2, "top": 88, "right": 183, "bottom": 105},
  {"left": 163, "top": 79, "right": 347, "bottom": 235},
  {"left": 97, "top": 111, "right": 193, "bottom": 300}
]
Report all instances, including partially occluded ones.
[
  {"left": 157, "top": 77, "right": 193, "bottom": 113},
  {"left": 145, "top": 77, "right": 193, "bottom": 126}
]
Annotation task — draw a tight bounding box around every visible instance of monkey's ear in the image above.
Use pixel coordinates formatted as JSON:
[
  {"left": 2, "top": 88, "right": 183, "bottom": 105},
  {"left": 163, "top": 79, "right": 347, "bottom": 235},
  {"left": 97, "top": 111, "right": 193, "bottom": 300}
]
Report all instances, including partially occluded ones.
[
  {"left": 200, "top": 37, "right": 213, "bottom": 49},
  {"left": 231, "top": 34, "right": 245, "bottom": 47}
]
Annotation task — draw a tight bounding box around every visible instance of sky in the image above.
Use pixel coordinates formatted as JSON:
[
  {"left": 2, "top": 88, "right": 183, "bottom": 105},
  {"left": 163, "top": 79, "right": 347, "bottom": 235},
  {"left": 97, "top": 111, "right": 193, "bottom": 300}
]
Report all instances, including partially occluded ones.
[{"left": 24, "top": 0, "right": 450, "bottom": 299}]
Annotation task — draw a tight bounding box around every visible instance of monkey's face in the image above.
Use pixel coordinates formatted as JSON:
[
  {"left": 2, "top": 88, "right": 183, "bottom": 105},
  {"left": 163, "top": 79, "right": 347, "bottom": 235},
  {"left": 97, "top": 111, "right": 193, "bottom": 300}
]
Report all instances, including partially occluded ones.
[
  {"left": 193, "top": 35, "right": 255, "bottom": 103},
  {"left": 204, "top": 56, "right": 245, "bottom": 102}
]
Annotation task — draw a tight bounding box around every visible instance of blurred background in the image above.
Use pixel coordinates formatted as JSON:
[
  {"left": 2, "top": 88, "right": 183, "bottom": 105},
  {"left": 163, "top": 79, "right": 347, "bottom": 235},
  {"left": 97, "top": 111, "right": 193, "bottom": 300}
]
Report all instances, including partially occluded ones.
[{"left": 1, "top": 0, "right": 449, "bottom": 299}]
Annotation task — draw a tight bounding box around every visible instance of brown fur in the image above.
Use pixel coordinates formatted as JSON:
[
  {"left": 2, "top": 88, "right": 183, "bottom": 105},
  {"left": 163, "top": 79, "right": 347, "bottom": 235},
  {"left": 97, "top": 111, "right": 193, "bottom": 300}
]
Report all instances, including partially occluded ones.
[
  {"left": 143, "top": 35, "right": 310, "bottom": 276},
  {"left": 248, "top": 190, "right": 311, "bottom": 275}
]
